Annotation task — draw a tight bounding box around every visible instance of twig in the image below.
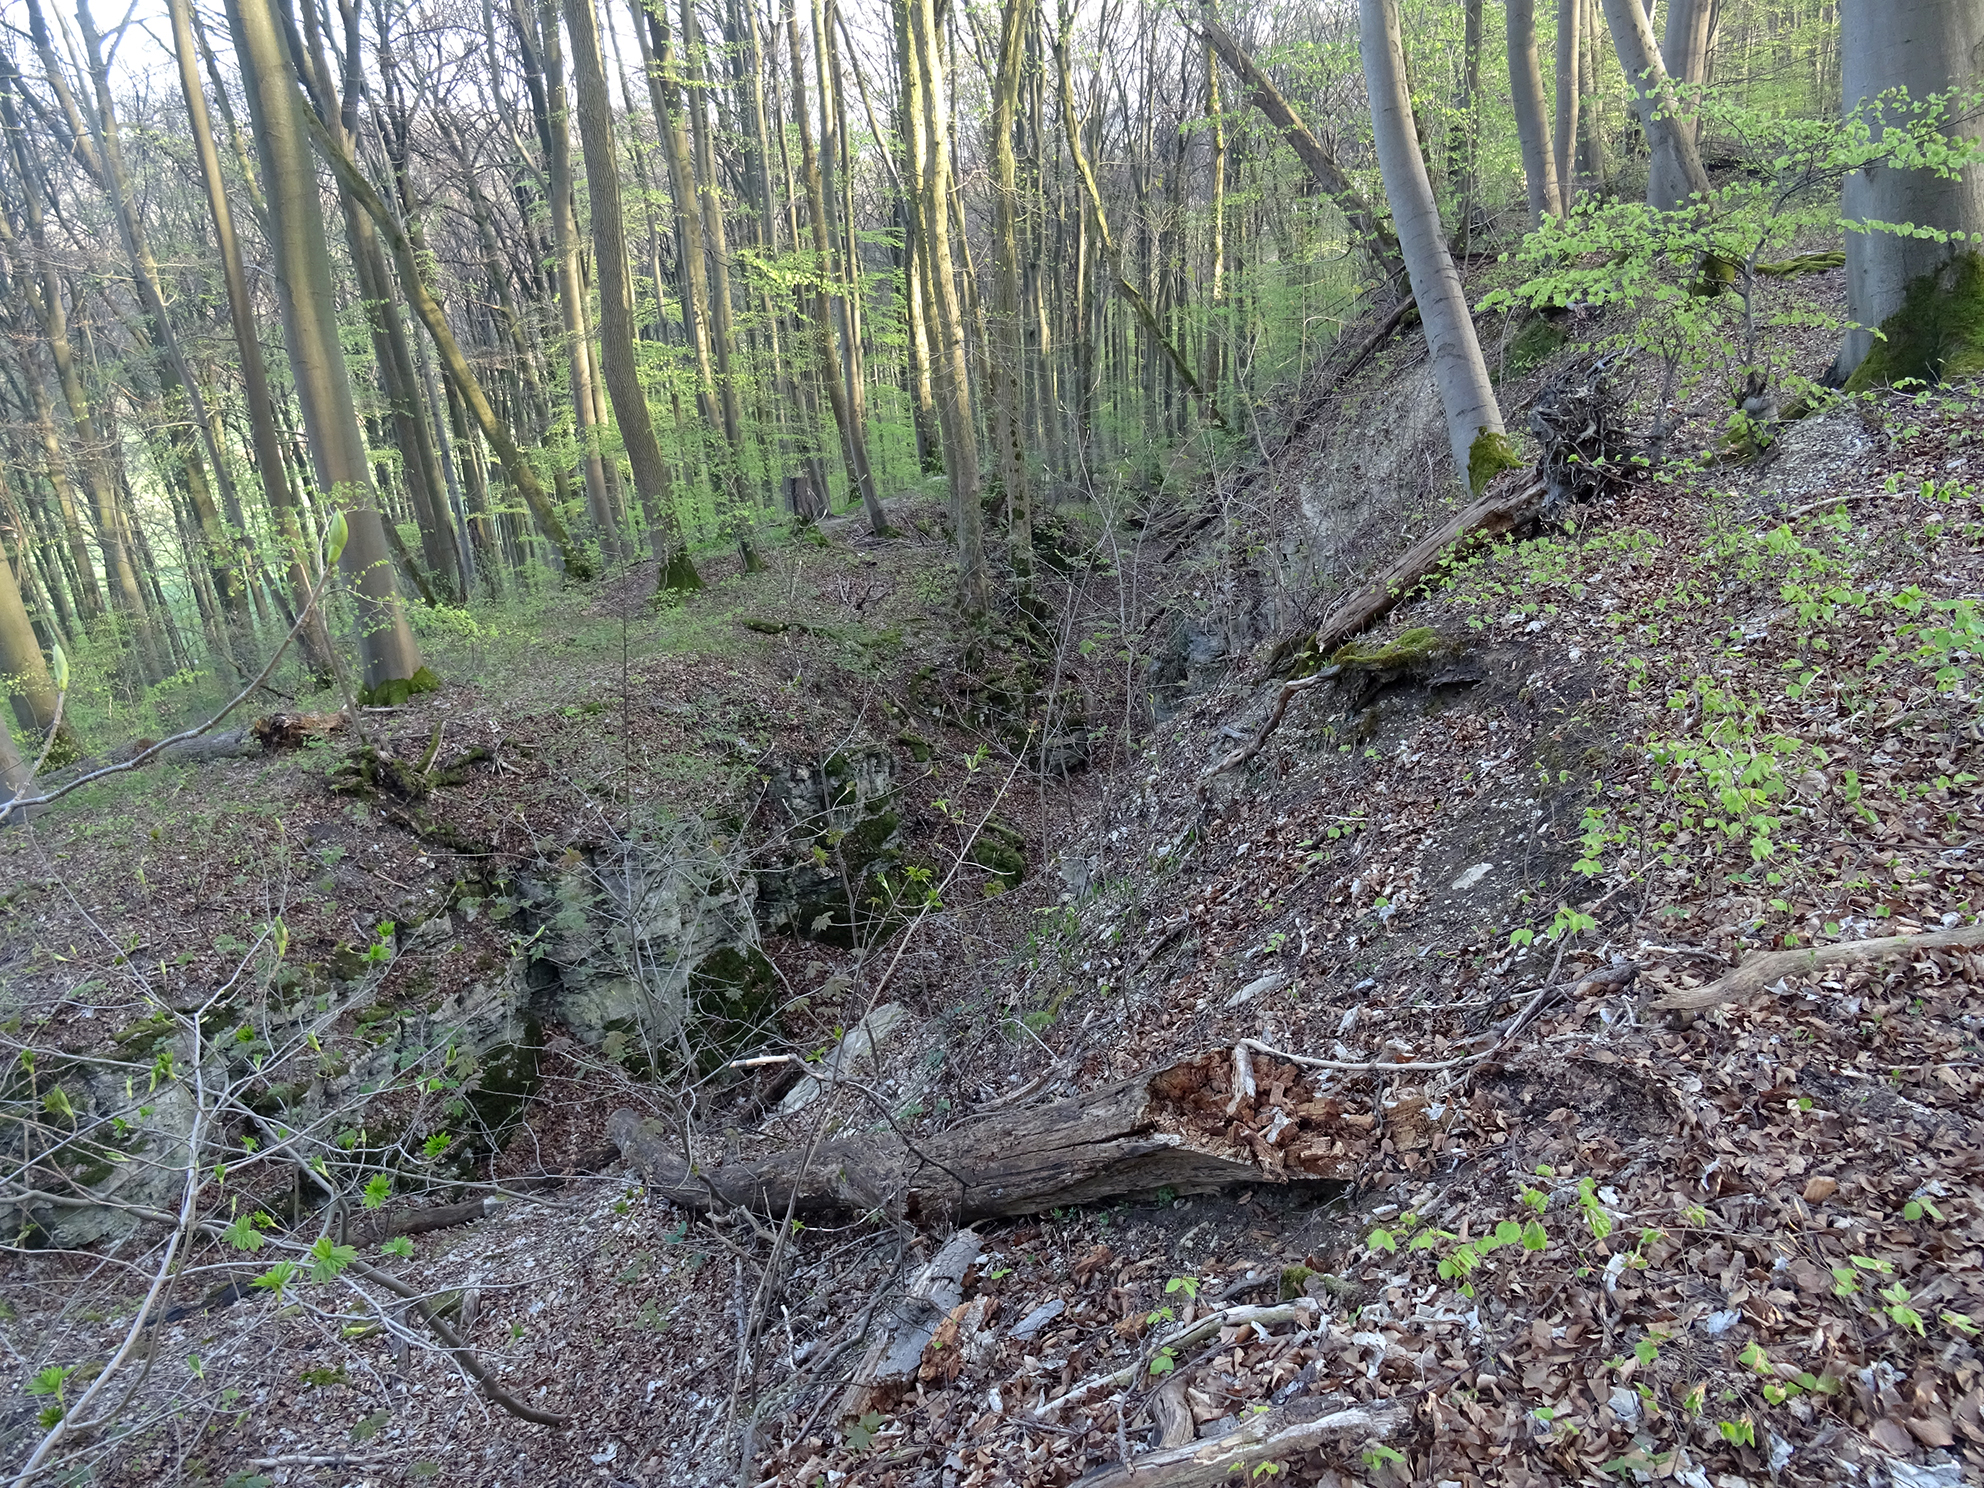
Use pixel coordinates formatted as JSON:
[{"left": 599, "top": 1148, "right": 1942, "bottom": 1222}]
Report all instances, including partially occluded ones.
[
  {"left": 1204, "top": 666, "right": 1340, "bottom": 779},
  {"left": 1240, "top": 962, "right": 1640, "bottom": 1075},
  {"left": 1, "top": 551, "right": 338, "bottom": 822}
]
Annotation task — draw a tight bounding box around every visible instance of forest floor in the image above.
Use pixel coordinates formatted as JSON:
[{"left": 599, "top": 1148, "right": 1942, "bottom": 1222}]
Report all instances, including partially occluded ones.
[{"left": 6, "top": 277, "right": 1984, "bottom": 1488}]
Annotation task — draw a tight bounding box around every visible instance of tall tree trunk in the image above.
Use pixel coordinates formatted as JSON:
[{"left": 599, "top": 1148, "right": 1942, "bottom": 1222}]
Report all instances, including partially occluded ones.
[
  {"left": 788, "top": 1, "right": 887, "bottom": 533},
  {"left": 1598, "top": 0, "right": 1712, "bottom": 210},
  {"left": 680, "top": 0, "right": 764, "bottom": 568},
  {"left": 989, "top": 0, "right": 1035, "bottom": 576},
  {"left": 1453, "top": 0, "right": 1483, "bottom": 254},
  {"left": 904, "top": 0, "right": 990, "bottom": 611},
  {"left": 1578, "top": 0, "right": 1610, "bottom": 188},
  {"left": 533, "top": 0, "right": 619, "bottom": 558},
  {"left": 1203, "top": 29, "right": 1226, "bottom": 415},
  {"left": 1507, "top": 0, "right": 1564, "bottom": 225},
  {"left": 225, "top": 0, "right": 426, "bottom": 695},
  {"left": 1660, "top": 0, "right": 1715, "bottom": 157},
  {"left": 1554, "top": 0, "right": 1582, "bottom": 211},
  {"left": 562, "top": 0, "right": 700, "bottom": 588},
  {"left": 1358, "top": 0, "right": 1516, "bottom": 493},
  {"left": 1836, "top": 0, "right": 1984, "bottom": 385}
]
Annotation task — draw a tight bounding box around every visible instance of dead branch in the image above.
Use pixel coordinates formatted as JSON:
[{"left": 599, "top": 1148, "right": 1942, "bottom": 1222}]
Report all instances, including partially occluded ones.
[
  {"left": 1207, "top": 479, "right": 1544, "bottom": 779},
  {"left": 1078, "top": 1393, "right": 1411, "bottom": 1487},
  {"left": 1649, "top": 924, "right": 1984, "bottom": 1014}
]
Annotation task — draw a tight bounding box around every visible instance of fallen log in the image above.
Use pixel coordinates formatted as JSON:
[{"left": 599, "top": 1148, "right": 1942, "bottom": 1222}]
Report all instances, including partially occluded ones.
[
  {"left": 1076, "top": 1393, "right": 1411, "bottom": 1487},
  {"left": 1207, "top": 479, "right": 1544, "bottom": 779},
  {"left": 1309, "top": 479, "right": 1545, "bottom": 662},
  {"left": 607, "top": 1055, "right": 1358, "bottom": 1224},
  {"left": 1650, "top": 923, "right": 1984, "bottom": 1016}
]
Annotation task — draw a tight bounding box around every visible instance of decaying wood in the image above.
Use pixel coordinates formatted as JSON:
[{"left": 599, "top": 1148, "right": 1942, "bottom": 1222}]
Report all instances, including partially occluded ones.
[
  {"left": 1077, "top": 1393, "right": 1410, "bottom": 1487},
  {"left": 839, "top": 1228, "right": 980, "bottom": 1419},
  {"left": 1650, "top": 924, "right": 1984, "bottom": 1015},
  {"left": 606, "top": 1059, "right": 1354, "bottom": 1225},
  {"left": 1038, "top": 1300, "right": 1324, "bottom": 1423}
]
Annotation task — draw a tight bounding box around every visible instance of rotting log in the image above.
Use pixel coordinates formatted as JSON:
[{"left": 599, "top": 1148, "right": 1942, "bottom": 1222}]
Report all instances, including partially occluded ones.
[
  {"left": 1310, "top": 477, "right": 1545, "bottom": 661},
  {"left": 607, "top": 1057, "right": 1359, "bottom": 1225},
  {"left": 1075, "top": 1394, "right": 1411, "bottom": 1487}
]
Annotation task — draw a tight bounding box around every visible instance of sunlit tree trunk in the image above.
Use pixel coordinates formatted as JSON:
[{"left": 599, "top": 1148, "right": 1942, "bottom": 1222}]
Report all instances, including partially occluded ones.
[
  {"left": 1359, "top": 0, "right": 1515, "bottom": 493},
  {"left": 226, "top": 0, "right": 425, "bottom": 694},
  {"left": 905, "top": 0, "right": 991, "bottom": 612},
  {"left": 562, "top": 0, "right": 700, "bottom": 588}
]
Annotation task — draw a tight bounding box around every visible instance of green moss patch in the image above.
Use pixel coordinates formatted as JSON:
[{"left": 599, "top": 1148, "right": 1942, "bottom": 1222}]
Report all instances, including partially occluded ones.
[
  {"left": 1329, "top": 626, "right": 1446, "bottom": 671},
  {"left": 1847, "top": 251, "right": 1984, "bottom": 390},
  {"left": 1467, "top": 430, "right": 1523, "bottom": 496}
]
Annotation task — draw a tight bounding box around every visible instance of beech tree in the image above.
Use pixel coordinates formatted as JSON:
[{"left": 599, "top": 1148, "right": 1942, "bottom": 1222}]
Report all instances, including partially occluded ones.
[
  {"left": 1359, "top": 0, "right": 1517, "bottom": 493},
  {"left": 1836, "top": 0, "right": 1984, "bottom": 385}
]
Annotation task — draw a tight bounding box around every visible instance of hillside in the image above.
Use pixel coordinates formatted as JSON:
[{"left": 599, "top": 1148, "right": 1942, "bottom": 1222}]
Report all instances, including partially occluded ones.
[{"left": 6, "top": 256, "right": 1984, "bottom": 1488}]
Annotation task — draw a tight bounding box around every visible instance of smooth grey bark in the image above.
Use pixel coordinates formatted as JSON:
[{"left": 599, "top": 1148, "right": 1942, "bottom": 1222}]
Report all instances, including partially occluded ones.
[
  {"left": 1836, "top": 0, "right": 1984, "bottom": 379},
  {"left": 1359, "top": 0, "right": 1512, "bottom": 491},
  {"left": 1598, "top": 0, "right": 1711, "bottom": 210},
  {"left": 1553, "top": 0, "right": 1581, "bottom": 210},
  {"left": 1507, "top": 0, "right": 1563, "bottom": 225}
]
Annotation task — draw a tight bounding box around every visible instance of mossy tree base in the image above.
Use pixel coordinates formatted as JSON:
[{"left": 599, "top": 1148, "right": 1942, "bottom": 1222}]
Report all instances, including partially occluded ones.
[
  {"left": 660, "top": 550, "right": 704, "bottom": 592},
  {"left": 1466, "top": 429, "right": 1522, "bottom": 496},
  {"left": 1847, "top": 251, "right": 1984, "bottom": 391},
  {"left": 358, "top": 666, "right": 440, "bottom": 708}
]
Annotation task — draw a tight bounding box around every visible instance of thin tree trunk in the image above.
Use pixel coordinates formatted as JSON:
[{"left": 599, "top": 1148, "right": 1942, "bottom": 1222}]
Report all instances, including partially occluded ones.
[
  {"left": 1358, "top": 0, "right": 1515, "bottom": 493},
  {"left": 562, "top": 0, "right": 700, "bottom": 588},
  {"left": 1507, "top": 0, "right": 1564, "bottom": 225},
  {"left": 1554, "top": 0, "right": 1582, "bottom": 211},
  {"left": 1198, "top": 12, "right": 1401, "bottom": 282},
  {"left": 990, "top": 0, "right": 1035, "bottom": 575},
  {"left": 1058, "top": 2, "right": 1223, "bottom": 430},
  {"left": 904, "top": 0, "right": 990, "bottom": 613},
  {"left": 788, "top": 1, "right": 887, "bottom": 533}
]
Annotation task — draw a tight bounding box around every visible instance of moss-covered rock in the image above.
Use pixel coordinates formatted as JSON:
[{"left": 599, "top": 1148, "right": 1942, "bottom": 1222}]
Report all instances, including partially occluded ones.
[
  {"left": 358, "top": 666, "right": 440, "bottom": 709},
  {"left": 970, "top": 817, "right": 1028, "bottom": 889},
  {"left": 1847, "top": 251, "right": 1984, "bottom": 390}
]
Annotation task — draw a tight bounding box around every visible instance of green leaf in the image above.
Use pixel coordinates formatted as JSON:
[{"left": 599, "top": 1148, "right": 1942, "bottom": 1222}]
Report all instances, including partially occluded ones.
[
  {"left": 41, "top": 1086, "right": 74, "bottom": 1121},
  {"left": 49, "top": 645, "right": 68, "bottom": 693},
  {"left": 381, "top": 1235, "right": 414, "bottom": 1259},
  {"left": 223, "top": 1211, "right": 266, "bottom": 1252},
  {"left": 362, "top": 1174, "right": 392, "bottom": 1210},
  {"left": 1521, "top": 1219, "right": 1549, "bottom": 1251},
  {"left": 25, "top": 1365, "right": 72, "bottom": 1398},
  {"left": 309, "top": 1237, "right": 358, "bottom": 1283},
  {"left": 1367, "top": 1228, "right": 1397, "bottom": 1253},
  {"left": 327, "top": 509, "right": 350, "bottom": 566}
]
